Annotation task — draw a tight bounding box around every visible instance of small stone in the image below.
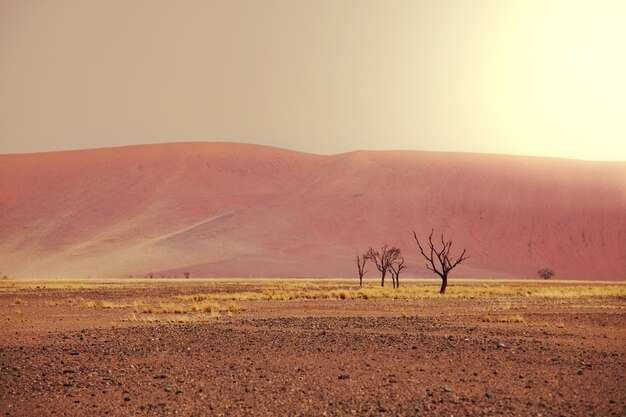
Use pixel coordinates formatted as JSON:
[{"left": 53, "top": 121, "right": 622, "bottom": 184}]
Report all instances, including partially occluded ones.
[
  {"left": 124, "top": 397, "right": 131, "bottom": 402},
  {"left": 485, "top": 392, "right": 493, "bottom": 399},
  {"left": 496, "top": 342, "right": 506, "bottom": 348},
  {"left": 444, "top": 387, "right": 453, "bottom": 392},
  {"left": 338, "top": 374, "right": 350, "bottom": 380}
]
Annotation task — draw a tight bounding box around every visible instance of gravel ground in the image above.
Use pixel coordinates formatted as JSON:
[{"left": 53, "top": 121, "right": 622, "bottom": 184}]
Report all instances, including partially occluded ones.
[{"left": 1, "top": 285, "right": 624, "bottom": 416}]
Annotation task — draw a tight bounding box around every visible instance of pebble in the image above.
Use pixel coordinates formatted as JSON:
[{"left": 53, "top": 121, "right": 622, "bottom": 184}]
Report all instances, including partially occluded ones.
[
  {"left": 486, "top": 392, "right": 494, "bottom": 399},
  {"left": 443, "top": 387, "right": 453, "bottom": 392},
  {"left": 338, "top": 374, "right": 350, "bottom": 380}
]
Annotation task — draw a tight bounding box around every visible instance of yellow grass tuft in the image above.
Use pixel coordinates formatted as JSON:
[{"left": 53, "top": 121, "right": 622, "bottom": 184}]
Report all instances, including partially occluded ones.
[
  {"left": 127, "top": 300, "right": 246, "bottom": 316},
  {"left": 482, "top": 314, "right": 525, "bottom": 323},
  {"left": 101, "top": 300, "right": 133, "bottom": 309}
]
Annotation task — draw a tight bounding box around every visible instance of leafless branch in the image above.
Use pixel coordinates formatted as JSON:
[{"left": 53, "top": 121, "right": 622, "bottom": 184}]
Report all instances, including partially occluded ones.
[{"left": 413, "top": 229, "right": 469, "bottom": 294}]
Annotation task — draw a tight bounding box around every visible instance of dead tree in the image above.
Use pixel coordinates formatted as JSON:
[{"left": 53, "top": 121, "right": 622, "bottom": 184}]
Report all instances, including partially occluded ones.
[
  {"left": 356, "top": 255, "right": 368, "bottom": 287},
  {"left": 413, "top": 229, "right": 468, "bottom": 294},
  {"left": 365, "top": 245, "right": 401, "bottom": 287},
  {"left": 537, "top": 268, "right": 554, "bottom": 280},
  {"left": 184, "top": 272, "right": 190, "bottom": 279},
  {"left": 389, "top": 257, "right": 406, "bottom": 289}
]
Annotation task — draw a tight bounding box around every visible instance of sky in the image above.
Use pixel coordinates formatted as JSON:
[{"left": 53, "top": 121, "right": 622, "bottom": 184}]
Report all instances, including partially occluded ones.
[{"left": 1, "top": 0, "right": 625, "bottom": 160}]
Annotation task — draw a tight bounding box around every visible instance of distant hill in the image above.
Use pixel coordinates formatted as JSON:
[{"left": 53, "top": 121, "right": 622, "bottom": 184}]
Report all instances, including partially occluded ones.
[{"left": 1, "top": 142, "right": 624, "bottom": 280}]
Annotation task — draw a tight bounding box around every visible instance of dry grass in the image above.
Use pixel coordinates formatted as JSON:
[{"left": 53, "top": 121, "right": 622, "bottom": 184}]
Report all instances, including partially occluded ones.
[
  {"left": 3, "top": 278, "right": 625, "bottom": 323},
  {"left": 174, "top": 280, "right": 626, "bottom": 302},
  {"left": 2, "top": 277, "right": 625, "bottom": 298},
  {"left": 43, "top": 297, "right": 99, "bottom": 308},
  {"left": 130, "top": 300, "right": 244, "bottom": 315},
  {"left": 0, "top": 279, "right": 182, "bottom": 291},
  {"left": 483, "top": 314, "right": 526, "bottom": 323},
  {"left": 101, "top": 300, "right": 134, "bottom": 309},
  {"left": 126, "top": 312, "right": 198, "bottom": 323}
]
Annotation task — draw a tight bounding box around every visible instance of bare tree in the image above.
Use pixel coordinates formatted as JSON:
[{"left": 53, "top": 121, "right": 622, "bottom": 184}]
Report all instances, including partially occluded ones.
[
  {"left": 355, "top": 255, "right": 368, "bottom": 287},
  {"left": 184, "top": 272, "right": 190, "bottom": 279},
  {"left": 537, "top": 268, "right": 554, "bottom": 280},
  {"left": 388, "top": 257, "right": 406, "bottom": 289},
  {"left": 365, "top": 245, "right": 402, "bottom": 287},
  {"left": 413, "top": 229, "right": 468, "bottom": 294}
]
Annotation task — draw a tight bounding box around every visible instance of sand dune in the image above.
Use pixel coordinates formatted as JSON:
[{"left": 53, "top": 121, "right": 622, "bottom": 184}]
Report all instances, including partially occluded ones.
[{"left": 1, "top": 142, "right": 624, "bottom": 279}]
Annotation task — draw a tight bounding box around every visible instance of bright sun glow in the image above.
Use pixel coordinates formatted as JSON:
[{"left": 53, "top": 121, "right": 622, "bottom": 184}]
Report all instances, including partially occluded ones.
[{"left": 482, "top": 1, "right": 626, "bottom": 160}]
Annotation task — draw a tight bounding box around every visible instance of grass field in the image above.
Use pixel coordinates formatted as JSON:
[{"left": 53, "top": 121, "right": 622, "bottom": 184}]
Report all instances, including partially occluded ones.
[
  {"left": 1, "top": 277, "right": 624, "bottom": 297},
  {"left": 2, "top": 277, "right": 624, "bottom": 323}
]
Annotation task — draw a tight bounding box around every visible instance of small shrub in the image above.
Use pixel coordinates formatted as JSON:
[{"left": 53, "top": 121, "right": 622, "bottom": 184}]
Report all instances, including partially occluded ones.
[{"left": 538, "top": 268, "right": 555, "bottom": 280}]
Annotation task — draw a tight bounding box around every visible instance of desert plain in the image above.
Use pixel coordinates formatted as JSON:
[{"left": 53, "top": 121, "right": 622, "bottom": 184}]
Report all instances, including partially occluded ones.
[{"left": 1, "top": 278, "right": 624, "bottom": 416}]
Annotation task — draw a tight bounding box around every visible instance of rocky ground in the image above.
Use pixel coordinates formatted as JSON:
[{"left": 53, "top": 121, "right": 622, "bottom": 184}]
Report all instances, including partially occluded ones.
[{"left": 0, "top": 281, "right": 624, "bottom": 416}]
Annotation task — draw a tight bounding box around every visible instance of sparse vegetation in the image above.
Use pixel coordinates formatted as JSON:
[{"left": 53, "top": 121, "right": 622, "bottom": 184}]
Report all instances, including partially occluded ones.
[
  {"left": 355, "top": 254, "right": 368, "bottom": 287},
  {"left": 365, "top": 245, "right": 402, "bottom": 287},
  {"left": 482, "top": 314, "right": 525, "bottom": 323},
  {"left": 2, "top": 277, "right": 623, "bottom": 416},
  {"left": 1, "top": 279, "right": 624, "bottom": 303},
  {"left": 538, "top": 268, "right": 555, "bottom": 280},
  {"left": 130, "top": 300, "right": 244, "bottom": 315},
  {"left": 388, "top": 257, "right": 406, "bottom": 289},
  {"left": 413, "top": 229, "right": 469, "bottom": 294},
  {"left": 101, "top": 300, "right": 134, "bottom": 309}
]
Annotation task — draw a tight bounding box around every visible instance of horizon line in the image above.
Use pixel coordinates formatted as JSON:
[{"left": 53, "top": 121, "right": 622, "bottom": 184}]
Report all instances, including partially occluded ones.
[{"left": 1, "top": 140, "right": 625, "bottom": 163}]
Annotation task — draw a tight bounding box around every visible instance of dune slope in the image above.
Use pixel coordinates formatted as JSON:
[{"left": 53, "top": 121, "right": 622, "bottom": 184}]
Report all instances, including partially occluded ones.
[{"left": 1, "top": 142, "right": 624, "bottom": 279}]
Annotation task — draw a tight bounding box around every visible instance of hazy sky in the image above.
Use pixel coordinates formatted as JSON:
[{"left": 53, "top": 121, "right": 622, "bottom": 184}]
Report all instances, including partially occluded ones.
[{"left": 1, "top": 0, "right": 625, "bottom": 160}]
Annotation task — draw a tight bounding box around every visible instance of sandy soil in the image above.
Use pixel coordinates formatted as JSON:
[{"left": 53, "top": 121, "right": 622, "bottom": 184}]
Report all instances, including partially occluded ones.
[{"left": 1, "top": 281, "right": 625, "bottom": 416}]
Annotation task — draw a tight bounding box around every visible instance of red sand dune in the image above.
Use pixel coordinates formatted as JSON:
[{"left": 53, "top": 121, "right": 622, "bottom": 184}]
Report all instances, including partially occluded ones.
[{"left": 0, "top": 142, "right": 624, "bottom": 280}]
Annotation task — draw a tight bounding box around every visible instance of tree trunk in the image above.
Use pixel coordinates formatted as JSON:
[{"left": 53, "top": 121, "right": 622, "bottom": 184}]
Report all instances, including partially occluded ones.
[
  {"left": 439, "top": 275, "right": 448, "bottom": 294},
  {"left": 396, "top": 275, "right": 400, "bottom": 289},
  {"left": 381, "top": 270, "right": 386, "bottom": 287},
  {"left": 359, "top": 276, "right": 363, "bottom": 288}
]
